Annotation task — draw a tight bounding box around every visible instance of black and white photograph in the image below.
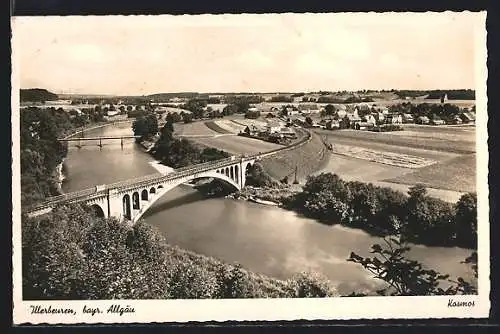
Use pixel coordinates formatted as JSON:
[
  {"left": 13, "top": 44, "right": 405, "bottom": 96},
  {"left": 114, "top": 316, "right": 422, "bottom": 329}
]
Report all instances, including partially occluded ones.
[{"left": 11, "top": 12, "right": 489, "bottom": 323}]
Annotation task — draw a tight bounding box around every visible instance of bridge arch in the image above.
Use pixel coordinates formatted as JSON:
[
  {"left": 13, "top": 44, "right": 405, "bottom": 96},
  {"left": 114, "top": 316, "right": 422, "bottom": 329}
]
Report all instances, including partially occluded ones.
[
  {"left": 141, "top": 189, "right": 149, "bottom": 201},
  {"left": 150, "top": 187, "right": 156, "bottom": 194},
  {"left": 230, "top": 166, "right": 234, "bottom": 179},
  {"left": 234, "top": 165, "right": 239, "bottom": 183},
  {"left": 123, "top": 194, "right": 131, "bottom": 220},
  {"left": 131, "top": 169, "right": 242, "bottom": 223},
  {"left": 90, "top": 204, "right": 105, "bottom": 218},
  {"left": 132, "top": 192, "right": 140, "bottom": 209}
]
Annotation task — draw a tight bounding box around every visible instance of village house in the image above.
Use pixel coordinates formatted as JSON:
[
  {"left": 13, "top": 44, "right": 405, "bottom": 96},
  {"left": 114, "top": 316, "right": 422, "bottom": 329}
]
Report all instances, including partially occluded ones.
[
  {"left": 385, "top": 113, "right": 403, "bottom": 124},
  {"left": 346, "top": 113, "right": 362, "bottom": 128},
  {"left": 266, "top": 120, "right": 282, "bottom": 134},
  {"left": 363, "top": 114, "right": 377, "bottom": 126},
  {"left": 451, "top": 115, "right": 463, "bottom": 124},
  {"left": 460, "top": 112, "right": 476, "bottom": 124},
  {"left": 402, "top": 113, "right": 414, "bottom": 123},
  {"left": 336, "top": 109, "right": 347, "bottom": 119},
  {"left": 291, "top": 116, "right": 307, "bottom": 126},
  {"left": 374, "top": 105, "right": 389, "bottom": 114},
  {"left": 107, "top": 109, "right": 120, "bottom": 117},
  {"left": 104, "top": 114, "right": 128, "bottom": 122},
  {"left": 430, "top": 114, "right": 445, "bottom": 125},
  {"left": 372, "top": 112, "right": 385, "bottom": 124},
  {"left": 155, "top": 106, "right": 169, "bottom": 113},
  {"left": 416, "top": 116, "right": 430, "bottom": 124},
  {"left": 355, "top": 122, "right": 374, "bottom": 130},
  {"left": 68, "top": 108, "right": 83, "bottom": 117},
  {"left": 279, "top": 126, "right": 297, "bottom": 139},
  {"left": 243, "top": 124, "right": 266, "bottom": 137},
  {"left": 284, "top": 106, "right": 299, "bottom": 116},
  {"left": 326, "top": 119, "right": 340, "bottom": 130},
  {"left": 298, "top": 103, "right": 320, "bottom": 114}
]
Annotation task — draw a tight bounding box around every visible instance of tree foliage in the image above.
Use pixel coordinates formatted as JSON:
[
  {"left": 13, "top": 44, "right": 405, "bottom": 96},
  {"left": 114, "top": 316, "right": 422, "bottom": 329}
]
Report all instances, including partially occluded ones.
[
  {"left": 20, "top": 88, "right": 58, "bottom": 102},
  {"left": 284, "top": 174, "right": 477, "bottom": 248},
  {"left": 347, "top": 237, "right": 477, "bottom": 296},
  {"left": 132, "top": 115, "right": 158, "bottom": 139},
  {"left": 23, "top": 204, "right": 341, "bottom": 299},
  {"left": 20, "top": 107, "right": 90, "bottom": 207},
  {"left": 244, "top": 162, "right": 281, "bottom": 188},
  {"left": 151, "top": 119, "right": 229, "bottom": 168}
]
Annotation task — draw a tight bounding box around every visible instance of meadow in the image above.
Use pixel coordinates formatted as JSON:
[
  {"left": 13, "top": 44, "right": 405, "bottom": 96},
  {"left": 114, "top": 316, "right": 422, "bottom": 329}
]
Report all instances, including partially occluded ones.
[{"left": 315, "top": 125, "right": 477, "bottom": 200}]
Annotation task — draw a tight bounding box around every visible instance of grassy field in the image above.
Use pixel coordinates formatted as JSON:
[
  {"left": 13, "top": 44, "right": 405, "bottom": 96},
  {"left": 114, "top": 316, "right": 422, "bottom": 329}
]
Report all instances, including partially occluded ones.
[
  {"left": 190, "top": 135, "right": 282, "bottom": 155},
  {"left": 213, "top": 120, "right": 247, "bottom": 134},
  {"left": 315, "top": 129, "right": 475, "bottom": 154},
  {"left": 205, "top": 121, "right": 234, "bottom": 134},
  {"left": 385, "top": 154, "right": 476, "bottom": 193},
  {"left": 174, "top": 121, "right": 220, "bottom": 136},
  {"left": 318, "top": 155, "right": 411, "bottom": 183},
  {"left": 313, "top": 125, "right": 477, "bottom": 200}
]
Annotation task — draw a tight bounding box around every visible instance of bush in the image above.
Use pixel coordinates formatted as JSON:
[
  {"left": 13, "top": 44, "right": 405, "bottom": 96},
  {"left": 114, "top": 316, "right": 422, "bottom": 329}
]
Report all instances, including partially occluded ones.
[
  {"left": 245, "top": 110, "right": 261, "bottom": 119},
  {"left": 288, "top": 272, "right": 338, "bottom": 297},
  {"left": 245, "top": 162, "right": 281, "bottom": 188}
]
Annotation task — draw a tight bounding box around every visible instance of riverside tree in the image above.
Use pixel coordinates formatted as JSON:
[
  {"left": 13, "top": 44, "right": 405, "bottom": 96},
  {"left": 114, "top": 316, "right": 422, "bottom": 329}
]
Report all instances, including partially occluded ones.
[
  {"left": 347, "top": 237, "right": 477, "bottom": 296},
  {"left": 283, "top": 173, "right": 477, "bottom": 248},
  {"left": 132, "top": 114, "right": 158, "bottom": 139}
]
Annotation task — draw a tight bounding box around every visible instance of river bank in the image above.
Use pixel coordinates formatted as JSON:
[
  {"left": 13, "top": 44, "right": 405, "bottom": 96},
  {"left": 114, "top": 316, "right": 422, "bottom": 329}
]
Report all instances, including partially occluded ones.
[
  {"left": 228, "top": 185, "right": 300, "bottom": 206},
  {"left": 52, "top": 159, "right": 66, "bottom": 195}
]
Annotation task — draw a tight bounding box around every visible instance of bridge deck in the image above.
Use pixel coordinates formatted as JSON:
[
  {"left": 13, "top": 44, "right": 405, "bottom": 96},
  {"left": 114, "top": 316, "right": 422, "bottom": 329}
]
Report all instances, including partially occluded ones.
[
  {"left": 58, "top": 136, "right": 141, "bottom": 141},
  {"left": 25, "top": 128, "right": 311, "bottom": 213},
  {"left": 24, "top": 155, "right": 257, "bottom": 212}
]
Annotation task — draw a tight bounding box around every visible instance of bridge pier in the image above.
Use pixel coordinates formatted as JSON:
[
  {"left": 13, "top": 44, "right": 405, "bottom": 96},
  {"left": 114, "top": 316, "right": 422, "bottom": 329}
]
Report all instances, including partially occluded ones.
[{"left": 108, "top": 189, "right": 123, "bottom": 221}]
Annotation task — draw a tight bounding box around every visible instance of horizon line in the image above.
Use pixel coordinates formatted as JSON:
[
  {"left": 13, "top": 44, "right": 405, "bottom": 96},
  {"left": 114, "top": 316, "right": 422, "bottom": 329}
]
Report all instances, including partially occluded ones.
[{"left": 21, "top": 87, "right": 477, "bottom": 97}]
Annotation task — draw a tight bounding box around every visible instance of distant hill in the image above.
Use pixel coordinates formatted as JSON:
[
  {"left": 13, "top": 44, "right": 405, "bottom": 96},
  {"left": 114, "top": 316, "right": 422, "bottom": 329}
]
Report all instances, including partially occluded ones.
[
  {"left": 395, "top": 89, "right": 475, "bottom": 100},
  {"left": 20, "top": 88, "right": 59, "bottom": 102},
  {"left": 147, "top": 92, "right": 200, "bottom": 101}
]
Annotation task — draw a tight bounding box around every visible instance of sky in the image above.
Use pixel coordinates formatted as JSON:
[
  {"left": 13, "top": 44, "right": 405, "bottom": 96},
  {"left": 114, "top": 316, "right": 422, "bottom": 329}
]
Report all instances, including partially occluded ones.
[{"left": 12, "top": 12, "right": 484, "bottom": 96}]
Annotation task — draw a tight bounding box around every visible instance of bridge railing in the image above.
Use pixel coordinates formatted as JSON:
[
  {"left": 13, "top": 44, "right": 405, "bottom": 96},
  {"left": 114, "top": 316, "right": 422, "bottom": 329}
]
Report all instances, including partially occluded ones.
[
  {"left": 102, "top": 156, "right": 240, "bottom": 191},
  {"left": 26, "top": 186, "right": 101, "bottom": 211}
]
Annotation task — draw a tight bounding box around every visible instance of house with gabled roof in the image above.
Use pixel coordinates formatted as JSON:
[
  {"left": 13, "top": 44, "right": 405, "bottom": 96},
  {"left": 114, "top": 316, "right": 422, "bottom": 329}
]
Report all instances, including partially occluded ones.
[
  {"left": 416, "top": 116, "right": 430, "bottom": 124},
  {"left": 460, "top": 112, "right": 475, "bottom": 123}
]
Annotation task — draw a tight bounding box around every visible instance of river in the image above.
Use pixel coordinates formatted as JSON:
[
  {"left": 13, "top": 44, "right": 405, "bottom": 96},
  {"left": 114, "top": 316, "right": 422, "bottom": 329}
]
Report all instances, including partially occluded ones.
[{"left": 62, "top": 122, "right": 475, "bottom": 296}]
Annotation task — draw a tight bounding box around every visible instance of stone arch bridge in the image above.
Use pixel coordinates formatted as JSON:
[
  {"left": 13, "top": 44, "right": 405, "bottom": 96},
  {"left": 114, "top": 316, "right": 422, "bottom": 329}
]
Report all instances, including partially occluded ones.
[
  {"left": 26, "top": 155, "right": 258, "bottom": 223},
  {"left": 25, "top": 127, "right": 313, "bottom": 223}
]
